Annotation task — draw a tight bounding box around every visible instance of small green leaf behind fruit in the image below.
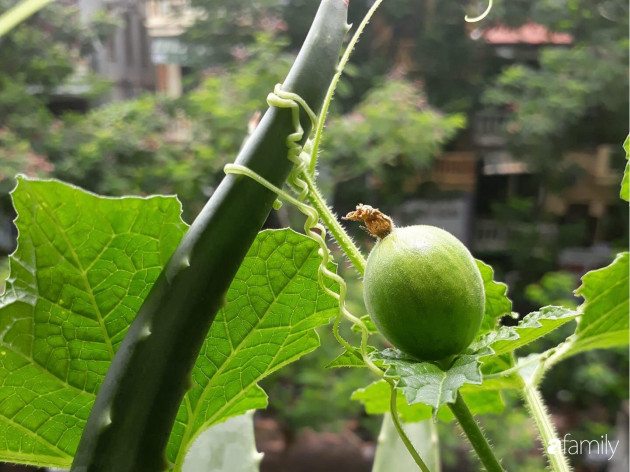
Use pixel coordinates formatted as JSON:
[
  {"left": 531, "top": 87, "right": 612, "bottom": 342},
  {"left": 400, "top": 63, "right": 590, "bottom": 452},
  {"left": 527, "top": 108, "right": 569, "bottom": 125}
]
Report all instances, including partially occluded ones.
[
  {"left": 475, "top": 259, "right": 513, "bottom": 336},
  {"left": 371, "top": 348, "right": 491, "bottom": 413},
  {"left": 350, "top": 314, "right": 378, "bottom": 334},
  {"left": 470, "top": 306, "right": 579, "bottom": 357},
  {"left": 325, "top": 345, "right": 377, "bottom": 368},
  {"left": 351, "top": 379, "right": 504, "bottom": 423}
]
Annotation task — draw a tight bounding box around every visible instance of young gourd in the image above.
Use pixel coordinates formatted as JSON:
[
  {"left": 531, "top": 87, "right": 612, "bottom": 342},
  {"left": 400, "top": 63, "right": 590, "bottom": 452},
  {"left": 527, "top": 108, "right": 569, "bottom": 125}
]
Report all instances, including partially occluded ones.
[{"left": 345, "top": 204, "right": 485, "bottom": 361}]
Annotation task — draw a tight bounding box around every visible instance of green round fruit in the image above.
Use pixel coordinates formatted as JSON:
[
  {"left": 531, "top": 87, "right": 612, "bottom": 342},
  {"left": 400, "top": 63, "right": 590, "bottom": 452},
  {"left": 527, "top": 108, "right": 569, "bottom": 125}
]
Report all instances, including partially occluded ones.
[{"left": 363, "top": 225, "right": 485, "bottom": 361}]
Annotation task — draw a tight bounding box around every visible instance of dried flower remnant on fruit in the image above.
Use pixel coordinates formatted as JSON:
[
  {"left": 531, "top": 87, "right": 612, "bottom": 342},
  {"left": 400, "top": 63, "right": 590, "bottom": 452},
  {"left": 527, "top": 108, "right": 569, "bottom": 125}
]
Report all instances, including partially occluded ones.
[{"left": 343, "top": 204, "right": 394, "bottom": 239}]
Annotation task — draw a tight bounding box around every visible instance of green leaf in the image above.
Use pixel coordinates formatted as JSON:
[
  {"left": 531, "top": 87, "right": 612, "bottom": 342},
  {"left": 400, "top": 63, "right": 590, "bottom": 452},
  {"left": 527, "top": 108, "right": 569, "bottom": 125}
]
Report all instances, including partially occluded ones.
[
  {"left": 351, "top": 314, "right": 378, "bottom": 334},
  {"left": 565, "top": 252, "right": 629, "bottom": 356},
  {"left": 352, "top": 380, "right": 503, "bottom": 423},
  {"left": 352, "top": 380, "right": 433, "bottom": 422},
  {"left": 476, "top": 259, "right": 513, "bottom": 335},
  {"left": 457, "top": 388, "right": 504, "bottom": 416},
  {"left": 471, "top": 306, "right": 579, "bottom": 357},
  {"left": 167, "top": 229, "right": 339, "bottom": 465},
  {"left": 326, "top": 345, "right": 376, "bottom": 369},
  {"left": 621, "top": 136, "right": 629, "bottom": 202},
  {"left": 0, "top": 177, "right": 187, "bottom": 468},
  {"left": 0, "top": 178, "right": 339, "bottom": 469},
  {"left": 372, "top": 349, "right": 489, "bottom": 412},
  {"left": 477, "top": 355, "right": 523, "bottom": 391}
]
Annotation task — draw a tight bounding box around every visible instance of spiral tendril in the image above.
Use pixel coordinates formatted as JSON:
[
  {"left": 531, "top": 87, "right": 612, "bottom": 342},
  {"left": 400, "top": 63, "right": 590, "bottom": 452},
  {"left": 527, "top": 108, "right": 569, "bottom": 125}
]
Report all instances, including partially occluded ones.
[
  {"left": 224, "top": 84, "right": 431, "bottom": 472},
  {"left": 224, "top": 83, "right": 382, "bottom": 376},
  {"left": 465, "top": 0, "right": 493, "bottom": 23}
]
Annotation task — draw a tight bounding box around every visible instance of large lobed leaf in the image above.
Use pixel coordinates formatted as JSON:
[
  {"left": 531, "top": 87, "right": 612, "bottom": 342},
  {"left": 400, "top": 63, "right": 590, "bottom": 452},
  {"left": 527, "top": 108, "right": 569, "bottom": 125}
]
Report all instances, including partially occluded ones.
[
  {"left": 167, "top": 229, "right": 338, "bottom": 465},
  {"left": 565, "top": 252, "right": 629, "bottom": 357},
  {"left": 0, "top": 178, "right": 338, "bottom": 468},
  {"left": 0, "top": 177, "right": 187, "bottom": 467}
]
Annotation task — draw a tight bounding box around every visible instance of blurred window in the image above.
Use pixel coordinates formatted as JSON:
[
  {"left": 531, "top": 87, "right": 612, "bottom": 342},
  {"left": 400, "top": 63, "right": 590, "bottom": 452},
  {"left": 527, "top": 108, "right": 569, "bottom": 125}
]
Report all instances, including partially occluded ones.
[{"left": 125, "top": 11, "right": 134, "bottom": 66}]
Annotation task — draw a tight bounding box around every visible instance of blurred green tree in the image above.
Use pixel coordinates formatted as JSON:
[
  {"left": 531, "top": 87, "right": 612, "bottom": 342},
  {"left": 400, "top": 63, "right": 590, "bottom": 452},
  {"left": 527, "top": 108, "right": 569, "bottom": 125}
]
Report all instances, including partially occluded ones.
[
  {"left": 39, "top": 34, "right": 293, "bottom": 219},
  {"left": 484, "top": 0, "right": 629, "bottom": 192},
  {"left": 320, "top": 79, "right": 466, "bottom": 201},
  {"left": 0, "top": 1, "right": 112, "bottom": 141}
]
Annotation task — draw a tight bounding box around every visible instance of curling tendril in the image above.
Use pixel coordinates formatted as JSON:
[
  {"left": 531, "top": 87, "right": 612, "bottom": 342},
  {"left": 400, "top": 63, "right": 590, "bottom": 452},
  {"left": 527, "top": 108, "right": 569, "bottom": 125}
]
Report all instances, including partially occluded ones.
[{"left": 224, "top": 83, "right": 431, "bottom": 472}]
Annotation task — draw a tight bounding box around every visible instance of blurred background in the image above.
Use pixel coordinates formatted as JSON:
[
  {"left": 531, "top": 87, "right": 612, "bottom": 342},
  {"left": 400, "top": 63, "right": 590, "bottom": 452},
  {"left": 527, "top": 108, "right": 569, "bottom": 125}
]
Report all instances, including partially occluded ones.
[{"left": 0, "top": 0, "right": 628, "bottom": 470}]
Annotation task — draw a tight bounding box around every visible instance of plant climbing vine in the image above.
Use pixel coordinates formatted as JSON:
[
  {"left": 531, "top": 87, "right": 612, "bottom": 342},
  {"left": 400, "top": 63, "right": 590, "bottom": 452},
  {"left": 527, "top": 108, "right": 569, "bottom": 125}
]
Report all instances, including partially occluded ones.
[{"left": 0, "top": 1, "right": 627, "bottom": 472}]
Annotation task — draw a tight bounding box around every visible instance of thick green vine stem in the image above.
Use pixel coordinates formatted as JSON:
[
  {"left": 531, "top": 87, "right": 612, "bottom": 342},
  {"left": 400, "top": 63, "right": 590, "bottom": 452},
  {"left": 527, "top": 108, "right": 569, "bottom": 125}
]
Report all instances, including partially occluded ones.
[
  {"left": 448, "top": 394, "right": 506, "bottom": 472},
  {"left": 71, "top": 2, "right": 349, "bottom": 471}
]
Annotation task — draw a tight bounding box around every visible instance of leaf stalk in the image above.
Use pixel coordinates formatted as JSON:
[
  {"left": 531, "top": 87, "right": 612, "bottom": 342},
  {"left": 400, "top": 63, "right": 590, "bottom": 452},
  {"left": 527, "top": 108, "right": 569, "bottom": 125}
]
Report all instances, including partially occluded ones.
[
  {"left": 389, "top": 384, "right": 432, "bottom": 472},
  {"left": 521, "top": 378, "right": 572, "bottom": 472},
  {"left": 447, "top": 393, "right": 505, "bottom": 472}
]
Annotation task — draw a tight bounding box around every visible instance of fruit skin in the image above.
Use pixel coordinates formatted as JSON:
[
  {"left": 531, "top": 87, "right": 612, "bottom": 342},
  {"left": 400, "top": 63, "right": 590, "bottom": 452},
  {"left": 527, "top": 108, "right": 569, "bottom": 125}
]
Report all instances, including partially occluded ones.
[{"left": 363, "top": 225, "right": 485, "bottom": 361}]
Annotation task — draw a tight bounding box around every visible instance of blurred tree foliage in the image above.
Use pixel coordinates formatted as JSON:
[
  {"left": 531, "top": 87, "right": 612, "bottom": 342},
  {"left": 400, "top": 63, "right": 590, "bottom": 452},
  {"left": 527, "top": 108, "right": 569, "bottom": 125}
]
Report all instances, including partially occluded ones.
[
  {"left": 485, "top": 45, "right": 628, "bottom": 165},
  {"left": 40, "top": 34, "right": 293, "bottom": 219},
  {"left": 0, "top": 1, "right": 111, "bottom": 141},
  {"left": 484, "top": 0, "right": 629, "bottom": 184},
  {"left": 183, "top": 0, "right": 287, "bottom": 65},
  {"left": 479, "top": 0, "right": 629, "bottom": 306},
  {"left": 320, "top": 80, "right": 466, "bottom": 193},
  {"left": 524, "top": 271, "right": 579, "bottom": 309},
  {"left": 0, "top": 0, "right": 112, "bottom": 207}
]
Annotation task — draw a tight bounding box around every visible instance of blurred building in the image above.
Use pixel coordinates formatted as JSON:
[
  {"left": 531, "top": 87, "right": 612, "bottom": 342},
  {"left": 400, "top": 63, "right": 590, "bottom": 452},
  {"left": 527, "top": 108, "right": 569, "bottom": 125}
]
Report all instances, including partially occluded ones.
[
  {"left": 45, "top": 0, "right": 155, "bottom": 116},
  {"left": 391, "top": 23, "right": 621, "bottom": 274},
  {"left": 78, "top": 0, "right": 155, "bottom": 101},
  {"left": 469, "top": 25, "right": 619, "bottom": 272},
  {"left": 144, "top": 0, "right": 198, "bottom": 97}
]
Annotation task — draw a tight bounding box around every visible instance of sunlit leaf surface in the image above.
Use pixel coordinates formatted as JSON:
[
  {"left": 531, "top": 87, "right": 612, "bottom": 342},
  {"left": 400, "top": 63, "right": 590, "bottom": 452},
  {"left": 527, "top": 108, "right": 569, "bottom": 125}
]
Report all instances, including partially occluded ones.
[{"left": 0, "top": 178, "right": 338, "bottom": 468}]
